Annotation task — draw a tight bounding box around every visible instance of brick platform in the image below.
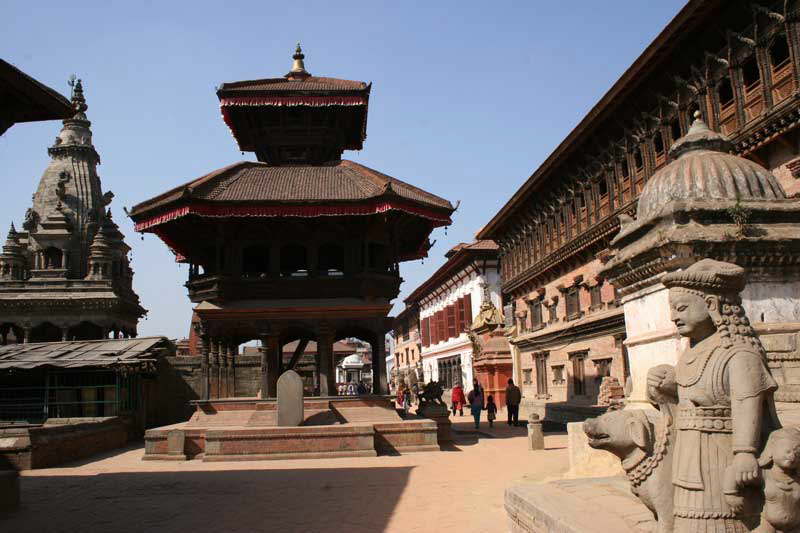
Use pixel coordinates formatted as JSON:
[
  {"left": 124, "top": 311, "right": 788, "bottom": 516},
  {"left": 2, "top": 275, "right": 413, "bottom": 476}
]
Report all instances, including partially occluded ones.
[
  {"left": 505, "top": 477, "right": 655, "bottom": 533},
  {"left": 144, "top": 396, "right": 440, "bottom": 461}
]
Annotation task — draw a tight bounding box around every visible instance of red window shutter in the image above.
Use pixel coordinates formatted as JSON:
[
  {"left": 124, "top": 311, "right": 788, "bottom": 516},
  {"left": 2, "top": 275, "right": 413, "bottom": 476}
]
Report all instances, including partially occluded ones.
[
  {"left": 429, "top": 315, "right": 437, "bottom": 345},
  {"left": 456, "top": 298, "right": 464, "bottom": 333},
  {"left": 421, "top": 317, "right": 430, "bottom": 347},
  {"left": 447, "top": 305, "right": 457, "bottom": 339},
  {"left": 438, "top": 310, "right": 446, "bottom": 342},
  {"left": 463, "top": 294, "right": 473, "bottom": 326}
]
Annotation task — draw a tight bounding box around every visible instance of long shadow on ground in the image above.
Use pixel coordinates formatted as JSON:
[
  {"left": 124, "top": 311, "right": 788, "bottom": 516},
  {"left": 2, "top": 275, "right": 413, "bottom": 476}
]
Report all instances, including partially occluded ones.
[{"left": 3, "top": 465, "right": 413, "bottom": 533}]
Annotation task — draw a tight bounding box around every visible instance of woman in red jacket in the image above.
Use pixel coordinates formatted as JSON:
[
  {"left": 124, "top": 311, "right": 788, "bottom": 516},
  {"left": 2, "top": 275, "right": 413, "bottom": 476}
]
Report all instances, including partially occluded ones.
[{"left": 451, "top": 382, "right": 466, "bottom": 416}]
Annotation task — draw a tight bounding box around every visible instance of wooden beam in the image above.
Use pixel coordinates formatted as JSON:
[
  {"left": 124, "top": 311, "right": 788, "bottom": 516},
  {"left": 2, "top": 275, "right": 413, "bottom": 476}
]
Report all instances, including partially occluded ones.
[{"left": 288, "top": 338, "right": 309, "bottom": 370}]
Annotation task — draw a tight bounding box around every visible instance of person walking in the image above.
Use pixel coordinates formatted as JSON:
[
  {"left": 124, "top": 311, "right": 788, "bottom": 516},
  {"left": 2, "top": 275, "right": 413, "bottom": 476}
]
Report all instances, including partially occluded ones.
[
  {"left": 467, "top": 379, "right": 484, "bottom": 430},
  {"left": 505, "top": 378, "right": 522, "bottom": 427},
  {"left": 402, "top": 387, "right": 412, "bottom": 416},
  {"left": 486, "top": 395, "right": 497, "bottom": 428},
  {"left": 450, "top": 382, "right": 466, "bottom": 417}
]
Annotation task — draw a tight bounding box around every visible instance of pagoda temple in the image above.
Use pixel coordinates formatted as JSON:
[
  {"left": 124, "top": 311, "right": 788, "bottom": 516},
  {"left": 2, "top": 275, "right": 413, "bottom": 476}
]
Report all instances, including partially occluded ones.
[
  {"left": 0, "top": 79, "right": 145, "bottom": 343},
  {"left": 130, "top": 46, "right": 454, "bottom": 399}
]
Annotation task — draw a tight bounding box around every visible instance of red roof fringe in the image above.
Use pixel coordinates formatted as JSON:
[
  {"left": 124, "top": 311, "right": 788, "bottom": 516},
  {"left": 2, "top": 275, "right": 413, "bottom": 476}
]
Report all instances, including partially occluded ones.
[
  {"left": 220, "top": 96, "right": 368, "bottom": 107},
  {"left": 134, "top": 200, "right": 451, "bottom": 232}
]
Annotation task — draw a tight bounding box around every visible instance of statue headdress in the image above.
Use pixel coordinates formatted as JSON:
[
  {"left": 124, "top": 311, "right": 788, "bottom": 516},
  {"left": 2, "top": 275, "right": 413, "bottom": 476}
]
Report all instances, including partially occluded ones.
[{"left": 663, "top": 259, "right": 762, "bottom": 355}]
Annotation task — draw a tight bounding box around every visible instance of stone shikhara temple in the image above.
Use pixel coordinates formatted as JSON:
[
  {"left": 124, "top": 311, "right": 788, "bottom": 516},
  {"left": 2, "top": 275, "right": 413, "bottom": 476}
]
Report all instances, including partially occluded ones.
[
  {"left": 131, "top": 46, "right": 451, "bottom": 460},
  {"left": 0, "top": 79, "right": 145, "bottom": 342}
]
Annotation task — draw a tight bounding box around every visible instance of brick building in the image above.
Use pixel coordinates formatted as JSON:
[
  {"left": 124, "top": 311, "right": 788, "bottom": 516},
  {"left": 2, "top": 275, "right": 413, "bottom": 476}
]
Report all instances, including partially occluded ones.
[
  {"left": 403, "top": 241, "right": 505, "bottom": 400},
  {"left": 477, "top": 0, "right": 800, "bottom": 422},
  {"left": 391, "top": 303, "right": 421, "bottom": 389}
]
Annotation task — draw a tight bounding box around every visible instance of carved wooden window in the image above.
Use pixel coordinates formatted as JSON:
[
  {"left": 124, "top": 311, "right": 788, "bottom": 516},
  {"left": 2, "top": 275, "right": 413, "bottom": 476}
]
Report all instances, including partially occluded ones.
[
  {"left": 438, "top": 355, "right": 461, "bottom": 389},
  {"left": 528, "top": 300, "right": 543, "bottom": 329},
  {"left": 590, "top": 284, "right": 602, "bottom": 310},
  {"left": 456, "top": 297, "right": 465, "bottom": 333},
  {"left": 570, "top": 352, "right": 587, "bottom": 396},
  {"left": 769, "top": 33, "right": 794, "bottom": 105},
  {"left": 438, "top": 309, "right": 447, "bottom": 342},
  {"left": 597, "top": 178, "right": 610, "bottom": 218},
  {"left": 446, "top": 304, "right": 457, "bottom": 339},
  {"left": 620, "top": 159, "right": 631, "bottom": 204},
  {"left": 717, "top": 76, "right": 737, "bottom": 135},
  {"left": 653, "top": 131, "right": 666, "bottom": 169},
  {"left": 566, "top": 286, "right": 580, "bottom": 320},
  {"left": 558, "top": 209, "right": 566, "bottom": 245},
  {"left": 552, "top": 365, "right": 565, "bottom": 385},
  {"left": 669, "top": 117, "right": 682, "bottom": 144},
  {"left": 535, "top": 353, "right": 549, "bottom": 396},
  {"left": 523, "top": 368, "right": 532, "bottom": 385},
  {"left": 742, "top": 55, "right": 764, "bottom": 122},
  {"left": 547, "top": 301, "right": 558, "bottom": 323},
  {"left": 421, "top": 316, "right": 431, "bottom": 347}
]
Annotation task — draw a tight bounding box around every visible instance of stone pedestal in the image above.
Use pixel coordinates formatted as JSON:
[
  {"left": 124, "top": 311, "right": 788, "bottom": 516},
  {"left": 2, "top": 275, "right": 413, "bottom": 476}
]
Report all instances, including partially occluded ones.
[
  {"left": 417, "top": 403, "right": 452, "bottom": 444},
  {"left": 166, "top": 429, "right": 186, "bottom": 460},
  {"left": 621, "top": 283, "right": 686, "bottom": 408},
  {"left": 505, "top": 477, "right": 655, "bottom": 533},
  {"left": 527, "top": 416, "right": 544, "bottom": 451},
  {"left": 277, "top": 370, "right": 304, "bottom": 427},
  {"left": 564, "top": 422, "right": 623, "bottom": 479},
  {"left": 0, "top": 470, "right": 19, "bottom": 512}
]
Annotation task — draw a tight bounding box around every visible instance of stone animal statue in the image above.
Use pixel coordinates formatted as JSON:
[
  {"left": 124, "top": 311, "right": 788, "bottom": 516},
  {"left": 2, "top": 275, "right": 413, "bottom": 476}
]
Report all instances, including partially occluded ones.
[
  {"left": 751, "top": 427, "right": 800, "bottom": 533},
  {"left": 584, "top": 406, "right": 675, "bottom": 533},
  {"left": 417, "top": 380, "right": 445, "bottom": 407}
]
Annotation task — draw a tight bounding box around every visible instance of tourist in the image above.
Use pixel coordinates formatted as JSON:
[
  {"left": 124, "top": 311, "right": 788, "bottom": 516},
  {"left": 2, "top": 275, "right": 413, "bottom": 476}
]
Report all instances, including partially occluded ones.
[
  {"left": 402, "top": 387, "right": 412, "bottom": 415},
  {"left": 451, "top": 382, "right": 465, "bottom": 416},
  {"left": 486, "top": 395, "right": 497, "bottom": 428},
  {"left": 467, "top": 379, "right": 484, "bottom": 429},
  {"left": 396, "top": 385, "right": 405, "bottom": 408},
  {"left": 505, "top": 378, "right": 521, "bottom": 427},
  {"left": 347, "top": 382, "right": 356, "bottom": 396}
]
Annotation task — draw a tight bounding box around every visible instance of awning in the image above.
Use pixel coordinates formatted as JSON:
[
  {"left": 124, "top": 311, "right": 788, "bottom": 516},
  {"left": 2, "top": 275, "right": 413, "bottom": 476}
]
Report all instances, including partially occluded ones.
[{"left": 0, "top": 337, "right": 172, "bottom": 370}]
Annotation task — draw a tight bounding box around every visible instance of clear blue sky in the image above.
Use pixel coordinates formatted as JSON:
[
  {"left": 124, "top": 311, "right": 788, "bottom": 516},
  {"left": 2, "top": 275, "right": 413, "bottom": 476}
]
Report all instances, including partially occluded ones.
[{"left": 1, "top": 1, "right": 686, "bottom": 339}]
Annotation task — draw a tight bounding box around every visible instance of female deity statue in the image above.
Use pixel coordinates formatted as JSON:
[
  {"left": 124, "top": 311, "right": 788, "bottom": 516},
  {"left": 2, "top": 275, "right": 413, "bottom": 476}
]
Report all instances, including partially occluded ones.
[{"left": 647, "top": 259, "right": 781, "bottom": 532}]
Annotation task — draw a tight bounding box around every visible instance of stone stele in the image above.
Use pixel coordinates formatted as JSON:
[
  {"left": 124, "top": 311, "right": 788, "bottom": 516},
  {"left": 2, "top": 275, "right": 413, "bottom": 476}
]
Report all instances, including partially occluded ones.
[{"left": 277, "top": 370, "right": 304, "bottom": 427}]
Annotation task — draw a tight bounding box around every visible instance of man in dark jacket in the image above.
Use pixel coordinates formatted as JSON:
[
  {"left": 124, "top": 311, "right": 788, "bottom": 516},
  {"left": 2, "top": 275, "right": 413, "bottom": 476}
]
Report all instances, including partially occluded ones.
[{"left": 505, "top": 378, "right": 522, "bottom": 426}]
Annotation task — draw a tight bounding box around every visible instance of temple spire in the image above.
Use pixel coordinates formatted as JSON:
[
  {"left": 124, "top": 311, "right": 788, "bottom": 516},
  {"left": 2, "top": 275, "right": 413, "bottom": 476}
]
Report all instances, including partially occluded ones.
[
  {"left": 68, "top": 76, "right": 88, "bottom": 116},
  {"left": 286, "top": 43, "right": 311, "bottom": 80}
]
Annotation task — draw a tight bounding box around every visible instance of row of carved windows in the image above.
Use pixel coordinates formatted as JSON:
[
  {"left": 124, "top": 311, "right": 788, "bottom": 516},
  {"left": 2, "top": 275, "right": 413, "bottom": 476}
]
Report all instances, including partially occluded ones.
[
  {"left": 437, "top": 355, "right": 462, "bottom": 389},
  {"left": 420, "top": 294, "right": 472, "bottom": 347},
  {"left": 499, "top": 13, "right": 797, "bottom": 284},
  {"left": 522, "top": 283, "right": 602, "bottom": 331}
]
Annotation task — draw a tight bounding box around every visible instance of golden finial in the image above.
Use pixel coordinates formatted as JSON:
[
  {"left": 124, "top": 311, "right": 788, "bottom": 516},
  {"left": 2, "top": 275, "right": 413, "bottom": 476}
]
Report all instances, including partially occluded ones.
[{"left": 290, "top": 42, "right": 307, "bottom": 75}]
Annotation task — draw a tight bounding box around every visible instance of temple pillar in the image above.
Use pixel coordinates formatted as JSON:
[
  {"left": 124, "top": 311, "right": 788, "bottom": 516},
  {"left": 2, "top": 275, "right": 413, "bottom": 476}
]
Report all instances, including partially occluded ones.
[
  {"left": 318, "top": 328, "right": 335, "bottom": 396},
  {"left": 60, "top": 326, "right": 69, "bottom": 342},
  {"left": 22, "top": 327, "right": 30, "bottom": 344},
  {"left": 201, "top": 333, "right": 211, "bottom": 400},
  {"left": 228, "top": 340, "right": 237, "bottom": 398},
  {"left": 259, "top": 334, "right": 280, "bottom": 398},
  {"left": 210, "top": 337, "right": 220, "bottom": 398},
  {"left": 372, "top": 335, "right": 387, "bottom": 395},
  {"left": 219, "top": 339, "right": 228, "bottom": 398}
]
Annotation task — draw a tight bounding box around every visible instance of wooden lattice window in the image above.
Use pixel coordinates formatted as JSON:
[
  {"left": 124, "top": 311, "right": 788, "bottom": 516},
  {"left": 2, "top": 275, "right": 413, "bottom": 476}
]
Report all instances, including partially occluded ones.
[
  {"left": 529, "top": 300, "right": 543, "bottom": 328},
  {"left": 535, "top": 353, "right": 549, "bottom": 397},
  {"left": 571, "top": 352, "right": 587, "bottom": 396},
  {"left": 566, "top": 287, "right": 580, "bottom": 320},
  {"left": 590, "top": 284, "right": 602, "bottom": 309}
]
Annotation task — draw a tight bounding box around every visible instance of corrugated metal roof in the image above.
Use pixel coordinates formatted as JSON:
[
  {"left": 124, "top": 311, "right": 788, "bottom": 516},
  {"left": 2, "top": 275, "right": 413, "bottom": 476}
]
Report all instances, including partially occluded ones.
[{"left": 0, "top": 337, "right": 171, "bottom": 370}]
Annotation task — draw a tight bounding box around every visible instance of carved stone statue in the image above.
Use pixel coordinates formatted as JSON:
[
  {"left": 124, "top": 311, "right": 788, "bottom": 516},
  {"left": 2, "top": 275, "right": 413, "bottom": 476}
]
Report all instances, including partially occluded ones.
[
  {"left": 755, "top": 427, "right": 800, "bottom": 533},
  {"left": 648, "top": 259, "right": 780, "bottom": 531},
  {"left": 22, "top": 208, "right": 39, "bottom": 232},
  {"left": 586, "top": 259, "right": 798, "bottom": 532},
  {"left": 417, "top": 380, "right": 445, "bottom": 408}
]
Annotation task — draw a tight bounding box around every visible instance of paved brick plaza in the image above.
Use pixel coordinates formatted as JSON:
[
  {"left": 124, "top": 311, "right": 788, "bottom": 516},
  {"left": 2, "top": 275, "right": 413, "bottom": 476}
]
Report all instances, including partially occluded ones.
[{"left": 4, "top": 416, "right": 568, "bottom": 533}]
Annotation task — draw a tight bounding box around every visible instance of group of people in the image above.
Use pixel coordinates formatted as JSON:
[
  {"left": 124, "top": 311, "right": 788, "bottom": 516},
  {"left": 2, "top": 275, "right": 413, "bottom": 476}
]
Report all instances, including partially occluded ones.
[
  {"left": 337, "top": 381, "right": 368, "bottom": 396},
  {"left": 450, "top": 378, "right": 522, "bottom": 429},
  {"left": 396, "top": 384, "right": 414, "bottom": 415}
]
